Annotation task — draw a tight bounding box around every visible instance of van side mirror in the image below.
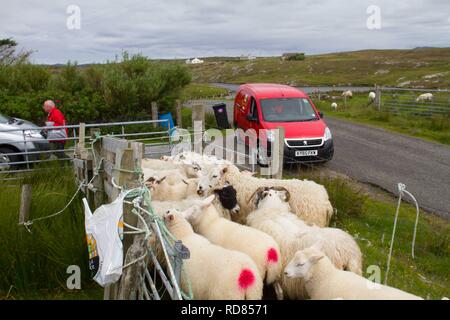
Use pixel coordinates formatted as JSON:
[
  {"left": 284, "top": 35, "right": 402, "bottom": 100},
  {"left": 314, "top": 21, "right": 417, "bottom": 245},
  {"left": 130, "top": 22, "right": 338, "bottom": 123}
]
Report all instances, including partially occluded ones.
[
  {"left": 247, "top": 114, "right": 258, "bottom": 122},
  {"left": 319, "top": 112, "right": 324, "bottom": 119}
]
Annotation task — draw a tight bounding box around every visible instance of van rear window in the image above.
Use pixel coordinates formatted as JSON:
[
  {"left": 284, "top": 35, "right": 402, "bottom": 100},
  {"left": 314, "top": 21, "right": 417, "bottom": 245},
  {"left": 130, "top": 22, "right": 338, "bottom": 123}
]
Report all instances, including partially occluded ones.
[{"left": 260, "top": 98, "right": 318, "bottom": 122}]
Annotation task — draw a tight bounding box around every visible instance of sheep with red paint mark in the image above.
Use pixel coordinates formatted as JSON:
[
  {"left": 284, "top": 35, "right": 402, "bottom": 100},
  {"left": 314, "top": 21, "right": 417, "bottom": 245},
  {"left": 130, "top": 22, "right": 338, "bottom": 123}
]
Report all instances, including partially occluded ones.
[
  {"left": 164, "top": 210, "right": 263, "bottom": 300},
  {"left": 246, "top": 187, "right": 363, "bottom": 300},
  {"left": 180, "top": 196, "right": 284, "bottom": 299}
]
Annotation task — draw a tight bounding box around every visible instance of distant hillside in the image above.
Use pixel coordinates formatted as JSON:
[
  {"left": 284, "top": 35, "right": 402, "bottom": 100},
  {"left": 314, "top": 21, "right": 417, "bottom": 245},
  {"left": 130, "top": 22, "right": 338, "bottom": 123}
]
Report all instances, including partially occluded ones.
[{"left": 187, "top": 48, "right": 450, "bottom": 88}]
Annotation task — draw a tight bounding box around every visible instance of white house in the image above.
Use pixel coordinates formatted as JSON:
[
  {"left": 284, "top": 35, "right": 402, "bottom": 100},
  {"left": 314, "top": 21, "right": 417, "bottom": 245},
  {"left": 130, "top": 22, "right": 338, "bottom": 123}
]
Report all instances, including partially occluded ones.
[
  {"left": 191, "top": 58, "right": 204, "bottom": 64},
  {"left": 185, "top": 59, "right": 192, "bottom": 64}
]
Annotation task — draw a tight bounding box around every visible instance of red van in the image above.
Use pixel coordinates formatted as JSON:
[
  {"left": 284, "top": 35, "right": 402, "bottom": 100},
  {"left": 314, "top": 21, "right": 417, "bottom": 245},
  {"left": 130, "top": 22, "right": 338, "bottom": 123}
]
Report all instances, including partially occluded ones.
[{"left": 233, "top": 83, "right": 334, "bottom": 164}]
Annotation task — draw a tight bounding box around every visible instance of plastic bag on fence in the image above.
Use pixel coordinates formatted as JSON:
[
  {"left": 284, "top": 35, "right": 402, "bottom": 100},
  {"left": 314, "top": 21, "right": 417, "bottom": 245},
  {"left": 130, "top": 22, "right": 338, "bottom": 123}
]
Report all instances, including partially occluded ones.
[{"left": 82, "top": 193, "right": 126, "bottom": 287}]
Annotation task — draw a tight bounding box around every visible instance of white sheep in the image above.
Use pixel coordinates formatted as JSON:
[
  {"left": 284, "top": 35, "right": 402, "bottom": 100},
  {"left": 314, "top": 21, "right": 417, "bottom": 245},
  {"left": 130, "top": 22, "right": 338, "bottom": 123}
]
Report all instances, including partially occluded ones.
[
  {"left": 180, "top": 195, "right": 284, "bottom": 298},
  {"left": 163, "top": 151, "right": 232, "bottom": 167},
  {"left": 342, "top": 90, "right": 353, "bottom": 99},
  {"left": 142, "top": 158, "right": 198, "bottom": 179},
  {"left": 246, "top": 187, "right": 362, "bottom": 299},
  {"left": 284, "top": 247, "right": 423, "bottom": 300},
  {"left": 331, "top": 102, "right": 338, "bottom": 110},
  {"left": 416, "top": 93, "right": 433, "bottom": 102},
  {"left": 164, "top": 210, "right": 263, "bottom": 300},
  {"left": 368, "top": 92, "right": 376, "bottom": 104},
  {"left": 142, "top": 167, "right": 187, "bottom": 186},
  {"left": 146, "top": 177, "right": 198, "bottom": 201},
  {"left": 197, "top": 164, "right": 333, "bottom": 227}
]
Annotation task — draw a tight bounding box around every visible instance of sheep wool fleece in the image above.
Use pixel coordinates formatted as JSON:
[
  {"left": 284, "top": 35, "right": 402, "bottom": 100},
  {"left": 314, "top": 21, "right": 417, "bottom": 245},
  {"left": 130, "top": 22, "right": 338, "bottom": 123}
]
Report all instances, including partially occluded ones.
[{"left": 83, "top": 193, "right": 126, "bottom": 287}]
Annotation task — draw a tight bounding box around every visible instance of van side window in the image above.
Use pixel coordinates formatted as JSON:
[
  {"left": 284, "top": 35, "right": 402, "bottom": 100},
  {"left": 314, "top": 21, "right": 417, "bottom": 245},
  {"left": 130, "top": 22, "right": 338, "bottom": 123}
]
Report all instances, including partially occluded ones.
[{"left": 249, "top": 97, "right": 258, "bottom": 118}]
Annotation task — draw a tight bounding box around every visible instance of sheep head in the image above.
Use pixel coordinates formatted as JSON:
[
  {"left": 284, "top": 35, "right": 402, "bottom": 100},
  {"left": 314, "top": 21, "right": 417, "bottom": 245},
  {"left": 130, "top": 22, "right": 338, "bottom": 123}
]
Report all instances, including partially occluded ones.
[
  {"left": 145, "top": 176, "right": 167, "bottom": 190},
  {"left": 181, "top": 195, "right": 215, "bottom": 221},
  {"left": 214, "top": 184, "right": 240, "bottom": 215},
  {"left": 284, "top": 246, "right": 325, "bottom": 281},
  {"left": 250, "top": 186, "right": 291, "bottom": 207}
]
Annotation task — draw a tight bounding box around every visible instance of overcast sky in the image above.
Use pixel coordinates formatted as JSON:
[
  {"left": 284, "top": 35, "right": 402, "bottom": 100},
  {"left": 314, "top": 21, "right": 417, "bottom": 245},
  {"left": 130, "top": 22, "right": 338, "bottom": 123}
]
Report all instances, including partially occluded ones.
[{"left": 1, "top": 0, "right": 449, "bottom": 64}]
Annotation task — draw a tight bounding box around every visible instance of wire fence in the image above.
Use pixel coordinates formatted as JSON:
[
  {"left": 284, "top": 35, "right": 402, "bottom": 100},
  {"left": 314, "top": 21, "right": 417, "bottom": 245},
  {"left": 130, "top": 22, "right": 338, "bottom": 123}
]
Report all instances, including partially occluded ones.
[
  {"left": 380, "top": 87, "right": 450, "bottom": 117},
  {"left": 0, "top": 119, "right": 172, "bottom": 179}
]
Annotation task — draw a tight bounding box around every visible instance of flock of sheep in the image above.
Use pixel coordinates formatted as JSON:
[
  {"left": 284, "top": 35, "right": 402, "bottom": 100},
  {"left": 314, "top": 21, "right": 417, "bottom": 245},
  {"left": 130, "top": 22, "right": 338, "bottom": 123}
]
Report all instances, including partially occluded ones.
[
  {"left": 330, "top": 90, "right": 434, "bottom": 110},
  {"left": 141, "top": 151, "right": 423, "bottom": 300}
]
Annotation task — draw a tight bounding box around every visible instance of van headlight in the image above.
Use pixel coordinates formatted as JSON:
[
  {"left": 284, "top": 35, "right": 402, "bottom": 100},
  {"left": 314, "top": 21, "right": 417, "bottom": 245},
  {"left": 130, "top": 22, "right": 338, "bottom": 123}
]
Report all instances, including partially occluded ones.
[{"left": 324, "top": 127, "right": 332, "bottom": 141}]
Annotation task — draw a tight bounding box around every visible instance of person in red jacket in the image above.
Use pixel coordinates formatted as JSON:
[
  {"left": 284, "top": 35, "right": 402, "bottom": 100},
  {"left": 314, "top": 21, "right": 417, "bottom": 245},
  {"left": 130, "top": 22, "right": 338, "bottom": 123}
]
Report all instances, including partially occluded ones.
[{"left": 43, "top": 100, "right": 68, "bottom": 159}]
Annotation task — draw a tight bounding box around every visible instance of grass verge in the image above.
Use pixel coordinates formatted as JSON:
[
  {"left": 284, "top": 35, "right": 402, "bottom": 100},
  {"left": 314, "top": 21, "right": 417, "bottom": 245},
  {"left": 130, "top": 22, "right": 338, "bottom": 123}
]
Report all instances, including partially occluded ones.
[
  {"left": 0, "top": 164, "right": 102, "bottom": 300},
  {"left": 292, "top": 169, "right": 449, "bottom": 299},
  {"left": 180, "top": 83, "right": 230, "bottom": 101},
  {"left": 313, "top": 92, "right": 450, "bottom": 146}
]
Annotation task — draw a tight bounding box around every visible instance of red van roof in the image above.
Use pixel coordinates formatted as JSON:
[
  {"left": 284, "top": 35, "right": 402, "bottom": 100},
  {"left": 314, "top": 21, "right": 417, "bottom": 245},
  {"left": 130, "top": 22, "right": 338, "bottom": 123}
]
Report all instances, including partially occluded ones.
[{"left": 239, "top": 83, "right": 307, "bottom": 99}]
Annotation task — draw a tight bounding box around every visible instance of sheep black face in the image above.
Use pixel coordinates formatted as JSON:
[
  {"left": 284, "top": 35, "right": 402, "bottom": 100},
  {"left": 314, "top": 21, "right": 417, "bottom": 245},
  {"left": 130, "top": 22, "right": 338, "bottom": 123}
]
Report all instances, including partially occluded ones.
[{"left": 214, "top": 185, "right": 240, "bottom": 214}]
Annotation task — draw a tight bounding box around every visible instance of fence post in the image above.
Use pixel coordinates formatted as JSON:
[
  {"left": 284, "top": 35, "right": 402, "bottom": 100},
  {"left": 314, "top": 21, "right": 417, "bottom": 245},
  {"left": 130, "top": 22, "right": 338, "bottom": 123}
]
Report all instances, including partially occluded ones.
[
  {"left": 192, "top": 104, "right": 205, "bottom": 131},
  {"left": 176, "top": 100, "right": 182, "bottom": 127},
  {"left": 151, "top": 102, "right": 158, "bottom": 128},
  {"left": 376, "top": 85, "right": 382, "bottom": 111},
  {"left": 92, "top": 139, "right": 104, "bottom": 210},
  {"left": 116, "top": 141, "right": 145, "bottom": 300},
  {"left": 18, "top": 184, "right": 32, "bottom": 225},
  {"left": 76, "top": 122, "right": 87, "bottom": 159},
  {"left": 272, "top": 126, "right": 285, "bottom": 179},
  {"left": 193, "top": 121, "right": 203, "bottom": 155}
]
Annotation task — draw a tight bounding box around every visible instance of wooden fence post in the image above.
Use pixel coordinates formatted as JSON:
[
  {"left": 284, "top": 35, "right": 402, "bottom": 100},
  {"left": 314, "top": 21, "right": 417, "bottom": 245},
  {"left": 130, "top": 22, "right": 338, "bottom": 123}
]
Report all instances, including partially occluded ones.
[
  {"left": 116, "top": 141, "right": 144, "bottom": 300},
  {"left": 376, "top": 85, "right": 382, "bottom": 111},
  {"left": 18, "top": 184, "right": 32, "bottom": 225},
  {"left": 192, "top": 104, "right": 205, "bottom": 130},
  {"left": 176, "top": 100, "right": 182, "bottom": 127},
  {"left": 151, "top": 102, "right": 158, "bottom": 128}
]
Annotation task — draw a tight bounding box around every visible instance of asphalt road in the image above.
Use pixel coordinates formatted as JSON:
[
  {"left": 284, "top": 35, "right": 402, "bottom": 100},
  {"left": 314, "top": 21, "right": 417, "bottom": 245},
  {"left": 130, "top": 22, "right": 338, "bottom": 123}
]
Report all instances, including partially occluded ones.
[
  {"left": 183, "top": 100, "right": 450, "bottom": 219},
  {"left": 324, "top": 117, "right": 450, "bottom": 219}
]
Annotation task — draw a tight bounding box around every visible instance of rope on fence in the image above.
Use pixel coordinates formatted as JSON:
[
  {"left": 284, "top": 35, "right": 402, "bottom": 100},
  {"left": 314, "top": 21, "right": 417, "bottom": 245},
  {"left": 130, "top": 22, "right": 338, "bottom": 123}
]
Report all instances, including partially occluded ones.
[
  {"left": 384, "top": 183, "right": 420, "bottom": 285},
  {"left": 20, "top": 135, "right": 104, "bottom": 233}
]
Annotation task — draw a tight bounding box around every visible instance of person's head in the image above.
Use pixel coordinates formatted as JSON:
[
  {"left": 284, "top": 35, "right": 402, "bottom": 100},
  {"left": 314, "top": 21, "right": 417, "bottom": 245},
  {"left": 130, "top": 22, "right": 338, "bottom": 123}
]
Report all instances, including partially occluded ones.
[{"left": 43, "top": 100, "right": 56, "bottom": 113}]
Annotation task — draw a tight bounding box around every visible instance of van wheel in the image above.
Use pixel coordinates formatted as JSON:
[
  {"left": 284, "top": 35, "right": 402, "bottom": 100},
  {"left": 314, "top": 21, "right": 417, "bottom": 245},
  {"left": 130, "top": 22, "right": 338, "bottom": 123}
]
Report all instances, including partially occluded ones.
[{"left": 0, "top": 147, "right": 21, "bottom": 172}]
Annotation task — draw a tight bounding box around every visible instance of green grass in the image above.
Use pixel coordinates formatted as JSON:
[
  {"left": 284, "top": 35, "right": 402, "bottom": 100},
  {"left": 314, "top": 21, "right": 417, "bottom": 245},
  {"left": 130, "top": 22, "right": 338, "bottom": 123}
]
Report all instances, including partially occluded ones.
[
  {"left": 188, "top": 48, "right": 450, "bottom": 88},
  {"left": 293, "top": 171, "right": 450, "bottom": 299},
  {"left": 179, "top": 83, "right": 230, "bottom": 101},
  {"left": 1, "top": 160, "right": 448, "bottom": 300},
  {"left": 0, "top": 164, "right": 102, "bottom": 300},
  {"left": 313, "top": 92, "right": 450, "bottom": 145}
]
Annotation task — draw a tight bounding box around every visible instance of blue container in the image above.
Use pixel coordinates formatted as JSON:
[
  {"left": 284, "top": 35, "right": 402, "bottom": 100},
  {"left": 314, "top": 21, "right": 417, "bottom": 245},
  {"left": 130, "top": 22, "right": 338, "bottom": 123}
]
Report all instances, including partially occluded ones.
[{"left": 158, "top": 112, "right": 176, "bottom": 137}]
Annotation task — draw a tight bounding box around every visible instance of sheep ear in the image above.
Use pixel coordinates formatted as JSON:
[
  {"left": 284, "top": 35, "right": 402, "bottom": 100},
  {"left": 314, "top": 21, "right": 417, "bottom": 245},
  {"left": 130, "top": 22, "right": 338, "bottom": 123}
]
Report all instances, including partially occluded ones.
[
  {"left": 221, "top": 165, "right": 229, "bottom": 175},
  {"left": 181, "top": 207, "right": 196, "bottom": 219},
  {"left": 157, "top": 176, "right": 167, "bottom": 184},
  {"left": 309, "top": 253, "right": 324, "bottom": 264},
  {"left": 202, "top": 195, "right": 215, "bottom": 207}
]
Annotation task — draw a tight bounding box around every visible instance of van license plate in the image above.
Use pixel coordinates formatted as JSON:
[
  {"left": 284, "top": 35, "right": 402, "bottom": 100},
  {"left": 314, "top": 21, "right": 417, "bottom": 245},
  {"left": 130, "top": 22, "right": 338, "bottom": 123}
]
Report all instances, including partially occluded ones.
[{"left": 295, "top": 150, "right": 318, "bottom": 157}]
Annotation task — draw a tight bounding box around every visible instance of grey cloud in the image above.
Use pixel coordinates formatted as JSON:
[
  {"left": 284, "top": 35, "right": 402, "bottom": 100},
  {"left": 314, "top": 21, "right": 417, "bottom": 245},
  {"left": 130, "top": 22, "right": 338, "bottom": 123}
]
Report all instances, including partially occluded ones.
[{"left": 0, "top": 0, "right": 449, "bottom": 64}]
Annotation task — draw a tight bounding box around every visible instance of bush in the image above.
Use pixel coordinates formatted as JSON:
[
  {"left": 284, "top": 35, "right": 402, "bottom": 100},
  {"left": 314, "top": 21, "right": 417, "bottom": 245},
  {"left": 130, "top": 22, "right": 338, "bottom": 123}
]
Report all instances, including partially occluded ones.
[
  {"left": 0, "top": 52, "right": 192, "bottom": 125},
  {"left": 286, "top": 53, "right": 305, "bottom": 61}
]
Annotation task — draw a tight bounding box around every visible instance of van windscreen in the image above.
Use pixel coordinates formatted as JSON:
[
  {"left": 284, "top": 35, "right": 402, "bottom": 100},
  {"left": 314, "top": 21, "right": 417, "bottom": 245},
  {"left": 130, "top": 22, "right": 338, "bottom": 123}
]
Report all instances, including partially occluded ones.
[{"left": 260, "top": 98, "right": 319, "bottom": 122}]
